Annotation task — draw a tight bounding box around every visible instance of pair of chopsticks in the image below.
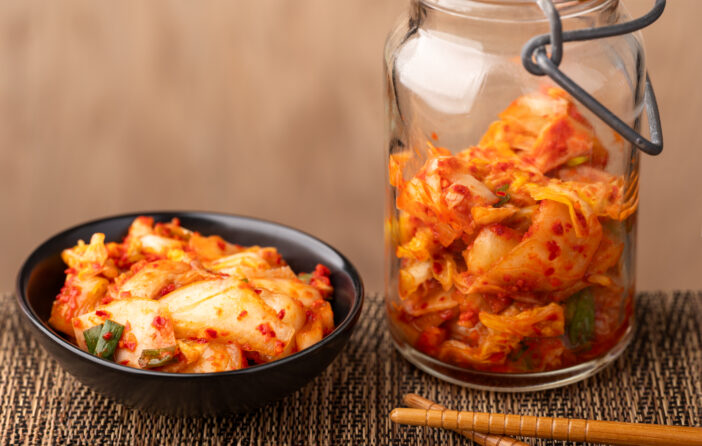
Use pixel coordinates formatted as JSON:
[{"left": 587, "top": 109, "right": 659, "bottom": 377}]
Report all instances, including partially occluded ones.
[{"left": 392, "top": 394, "right": 702, "bottom": 446}]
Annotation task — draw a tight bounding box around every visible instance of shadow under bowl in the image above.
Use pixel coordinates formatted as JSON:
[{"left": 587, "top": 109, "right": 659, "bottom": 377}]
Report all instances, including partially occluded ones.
[{"left": 16, "top": 211, "right": 364, "bottom": 416}]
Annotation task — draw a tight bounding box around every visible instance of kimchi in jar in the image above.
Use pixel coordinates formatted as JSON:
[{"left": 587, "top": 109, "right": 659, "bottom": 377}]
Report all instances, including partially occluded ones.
[{"left": 384, "top": 0, "right": 645, "bottom": 390}]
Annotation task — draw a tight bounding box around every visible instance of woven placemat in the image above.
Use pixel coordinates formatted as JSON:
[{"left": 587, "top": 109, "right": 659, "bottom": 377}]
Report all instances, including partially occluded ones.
[{"left": 1, "top": 291, "right": 701, "bottom": 445}]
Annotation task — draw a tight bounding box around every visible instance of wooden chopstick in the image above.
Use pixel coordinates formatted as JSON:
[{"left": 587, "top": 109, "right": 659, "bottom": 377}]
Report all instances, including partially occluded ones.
[
  {"left": 403, "top": 394, "right": 529, "bottom": 446},
  {"left": 389, "top": 408, "right": 702, "bottom": 446}
]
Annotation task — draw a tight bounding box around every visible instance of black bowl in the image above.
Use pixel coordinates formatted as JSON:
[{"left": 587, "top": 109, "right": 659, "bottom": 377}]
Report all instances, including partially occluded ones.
[{"left": 16, "top": 211, "right": 364, "bottom": 416}]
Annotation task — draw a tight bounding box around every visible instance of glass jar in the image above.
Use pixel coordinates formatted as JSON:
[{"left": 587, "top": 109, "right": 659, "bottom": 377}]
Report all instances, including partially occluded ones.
[{"left": 384, "top": 0, "right": 644, "bottom": 390}]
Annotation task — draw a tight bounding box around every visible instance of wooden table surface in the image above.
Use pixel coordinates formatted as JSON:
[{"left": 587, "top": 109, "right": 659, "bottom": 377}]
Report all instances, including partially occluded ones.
[{"left": 2, "top": 291, "right": 701, "bottom": 445}]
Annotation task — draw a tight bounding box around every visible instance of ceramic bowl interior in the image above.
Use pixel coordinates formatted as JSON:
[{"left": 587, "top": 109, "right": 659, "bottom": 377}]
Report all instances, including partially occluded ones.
[{"left": 16, "top": 211, "right": 364, "bottom": 415}]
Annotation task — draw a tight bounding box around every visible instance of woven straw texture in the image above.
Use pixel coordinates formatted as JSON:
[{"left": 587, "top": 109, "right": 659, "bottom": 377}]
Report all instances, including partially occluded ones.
[{"left": 2, "top": 292, "right": 701, "bottom": 445}]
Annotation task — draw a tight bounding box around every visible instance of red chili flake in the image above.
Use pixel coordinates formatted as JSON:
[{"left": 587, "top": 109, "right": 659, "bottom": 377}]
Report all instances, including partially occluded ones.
[
  {"left": 123, "top": 340, "right": 137, "bottom": 352},
  {"left": 216, "top": 240, "right": 227, "bottom": 251},
  {"left": 205, "top": 328, "right": 218, "bottom": 339},
  {"left": 253, "top": 289, "right": 262, "bottom": 295},
  {"left": 120, "top": 291, "right": 132, "bottom": 298},
  {"left": 496, "top": 162, "right": 510, "bottom": 172},
  {"left": 274, "top": 340, "right": 286, "bottom": 354},
  {"left": 432, "top": 262, "right": 443, "bottom": 275},
  {"left": 431, "top": 132, "right": 439, "bottom": 141},
  {"left": 256, "top": 323, "right": 276, "bottom": 339},
  {"left": 458, "top": 310, "right": 476, "bottom": 322},
  {"left": 100, "top": 296, "right": 114, "bottom": 305},
  {"left": 277, "top": 309, "right": 286, "bottom": 320},
  {"left": 95, "top": 310, "right": 110, "bottom": 318},
  {"left": 151, "top": 316, "right": 167, "bottom": 329},
  {"left": 452, "top": 184, "right": 469, "bottom": 195},
  {"left": 237, "top": 311, "right": 248, "bottom": 320},
  {"left": 188, "top": 337, "right": 208, "bottom": 344},
  {"left": 102, "top": 332, "right": 113, "bottom": 341},
  {"left": 57, "top": 285, "right": 81, "bottom": 303},
  {"left": 488, "top": 352, "right": 506, "bottom": 362},
  {"left": 549, "top": 278, "right": 563, "bottom": 287},
  {"left": 573, "top": 244, "right": 585, "bottom": 254},
  {"left": 495, "top": 190, "right": 507, "bottom": 198},
  {"left": 493, "top": 225, "right": 505, "bottom": 236},
  {"left": 544, "top": 267, "right": 555, "bottom": 276},
  {"left": 305, "top": 310, "right": 316, "bottom": 322},
  {"left": 575, "top": 210, "right": 587, "bottom": 230},
  {"left": 551, "top": 222, "right": 564, "bottom": 236},
  {"left": 503, "top": 274, "right": 512, "bottom": 282},
  {"left": 420, "top": 302, "right": 428, "bottom": 310},
  {"left": 546, "top": 313, "right": 559, "bottom": 321},
  {"left": 313, "top": 264, "right": 329, "bottom": 277},
  {"left": 119, "top": 360, "right": 130, "bottom": 365},
  {"left": 158, "top": 283, "right": 176, "bottom": 297},
  {"left": 438, "top": 309, "right": 454, "bottom": 320},
  {"left": 546, "top": 240, "right": 561, "bottom": 261},
  {"left": 72, "top": 319, "right": 83, "bottom": 328},
  {"left": 64, "top": 268, "right": 77, "bottom": 275}
]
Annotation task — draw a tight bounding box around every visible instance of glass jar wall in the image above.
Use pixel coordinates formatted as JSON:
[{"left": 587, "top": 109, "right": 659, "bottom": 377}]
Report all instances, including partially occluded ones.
[{"left": 384, "top": 0, "right": 643, "bottom": 390}]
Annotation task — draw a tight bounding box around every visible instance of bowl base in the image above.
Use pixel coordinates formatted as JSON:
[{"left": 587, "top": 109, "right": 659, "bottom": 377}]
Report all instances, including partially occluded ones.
[{"left": 390, "top": 323, "right": 634, "bottom": 392}]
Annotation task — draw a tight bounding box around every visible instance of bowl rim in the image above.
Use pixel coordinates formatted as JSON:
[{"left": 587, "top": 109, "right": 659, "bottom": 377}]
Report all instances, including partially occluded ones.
[{"left": 15, "top": 210, "right": 364, "bottom": 379}]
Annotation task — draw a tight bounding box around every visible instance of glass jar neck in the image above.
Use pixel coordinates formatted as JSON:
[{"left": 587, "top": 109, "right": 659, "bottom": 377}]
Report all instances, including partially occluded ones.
[
  {"left": 410, "top": 0, "right": 621, "bottom": 51},
  {"left": 415, "top": 0, "right": 618, "bottom": 23}
]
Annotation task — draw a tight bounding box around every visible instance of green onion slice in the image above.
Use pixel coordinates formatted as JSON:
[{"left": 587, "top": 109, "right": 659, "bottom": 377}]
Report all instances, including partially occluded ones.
[
  {"left": 493, "top": 184, "right": 511, "bottom": 208},
  {"left": 138, "top": 345, "right": 177, "bottom": 369},
  {"left": 94, "top": 320, "right": 125, "bottom": 360},
  {"left": 565, "top": 288, "right": 595, "bottom": 348},
  {"left": 83, "top": 324, "right": 104, "bottom": 355}
]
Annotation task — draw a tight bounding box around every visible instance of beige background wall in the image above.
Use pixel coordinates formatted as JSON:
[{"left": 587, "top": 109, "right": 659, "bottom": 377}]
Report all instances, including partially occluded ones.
[{"left": 0, "top": 1, "right": 700, "bottom": 294}]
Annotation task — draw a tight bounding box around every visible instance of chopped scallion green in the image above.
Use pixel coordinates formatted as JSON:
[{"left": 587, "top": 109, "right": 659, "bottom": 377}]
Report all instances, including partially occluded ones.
[
  {"left": 493, "top": 184, "right": 511, "bottom": 208},
  {"left": 138, "top": 345, "right": 177, "bottom": 369},
  {"left": 83, "top": 324, "right": 103, "bottom": 355},
  {"left": 94, "top": 320, "right": 125, "bottom": 360}
]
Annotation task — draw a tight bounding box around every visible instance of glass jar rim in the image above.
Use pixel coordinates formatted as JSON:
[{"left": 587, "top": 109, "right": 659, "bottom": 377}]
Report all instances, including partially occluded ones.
[{"left": 419, "top": 0, "right": 617, "bottom": 22}]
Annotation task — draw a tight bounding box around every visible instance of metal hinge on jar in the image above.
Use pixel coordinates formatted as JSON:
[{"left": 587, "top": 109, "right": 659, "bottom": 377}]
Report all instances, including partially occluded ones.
[{"left": 522, "top": 0, "right": 665, "bottom": 156}]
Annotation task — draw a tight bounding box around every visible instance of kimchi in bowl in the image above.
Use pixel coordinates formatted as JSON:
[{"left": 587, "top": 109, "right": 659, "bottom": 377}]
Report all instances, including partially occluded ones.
[{"left": 16, "top": 211, "right": 364, "bottom": 415}]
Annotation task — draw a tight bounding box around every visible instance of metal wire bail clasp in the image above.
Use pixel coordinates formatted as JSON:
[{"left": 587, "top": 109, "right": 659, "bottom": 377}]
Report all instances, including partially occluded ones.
[{"left": 522, "top": 0, "right": 665, "bottom": 156}]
